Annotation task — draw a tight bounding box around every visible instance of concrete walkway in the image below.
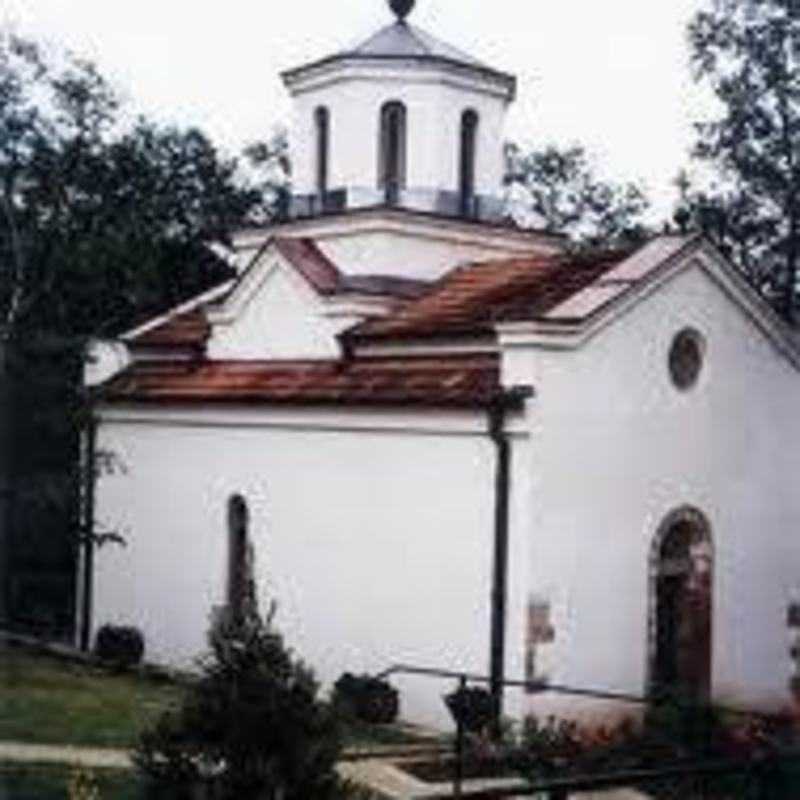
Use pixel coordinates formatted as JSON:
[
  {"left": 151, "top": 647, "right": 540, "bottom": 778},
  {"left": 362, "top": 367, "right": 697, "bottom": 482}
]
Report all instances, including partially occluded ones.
[
  {"left": 0, "top": 739, "right": 447, "bottom": 769},
  {"left": 0, "top": 741, "right": 132, "bottom": 769},
  {"left": 0, "top": 741, "right": 649, "bottom": 798}
]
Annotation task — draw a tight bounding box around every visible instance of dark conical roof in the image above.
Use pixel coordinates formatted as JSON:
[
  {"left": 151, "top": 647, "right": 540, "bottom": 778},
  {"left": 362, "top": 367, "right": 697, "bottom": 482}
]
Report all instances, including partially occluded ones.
[
  {"left": 282, "top": 19, "right": 515, "bottom": 94},
  {"left": 349, "top": 20, "right": 487, "bottom": 67}
]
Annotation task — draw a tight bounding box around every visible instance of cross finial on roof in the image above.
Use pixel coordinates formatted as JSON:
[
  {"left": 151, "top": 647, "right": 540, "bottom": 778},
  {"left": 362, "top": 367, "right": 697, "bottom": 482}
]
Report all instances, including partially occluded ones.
[{"left": 388, "top": 0, "right": 415, "bottom": 22}]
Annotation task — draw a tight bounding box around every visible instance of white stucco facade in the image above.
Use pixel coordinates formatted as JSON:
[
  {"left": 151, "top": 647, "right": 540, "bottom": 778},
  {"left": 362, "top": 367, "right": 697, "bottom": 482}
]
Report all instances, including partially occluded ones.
[
  {"left": 288, "top": 64, "right": 511, "bottom": 199},
  {"left": 92, "top": 245, "right": 800, "bottom": 727},
  {"left": 230, "top": 209, "right": 560, "bottom": 284},
  {"left": 88, "top": 6, "right": 800, "bottom": 734},
  {"left": 93, "top": 406, "right": 521, "bottom": 727},
  {"left": 206, "top": 253, "right": 353, "bottom": 360},
  {"left": 499, "top": 252, "right": 800, "bottom": 721}
]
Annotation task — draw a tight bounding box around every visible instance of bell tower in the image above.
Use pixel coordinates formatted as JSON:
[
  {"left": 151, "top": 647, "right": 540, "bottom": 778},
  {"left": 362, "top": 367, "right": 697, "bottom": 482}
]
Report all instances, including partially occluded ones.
[{"left": 281, "top": 0, "right": 517, "bottom": 222}]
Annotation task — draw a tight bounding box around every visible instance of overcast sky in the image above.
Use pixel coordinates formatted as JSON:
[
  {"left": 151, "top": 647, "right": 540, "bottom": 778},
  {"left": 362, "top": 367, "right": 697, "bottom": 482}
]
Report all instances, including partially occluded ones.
[{"left": 4, "top": 0, "right": 716, "bottom": 221}]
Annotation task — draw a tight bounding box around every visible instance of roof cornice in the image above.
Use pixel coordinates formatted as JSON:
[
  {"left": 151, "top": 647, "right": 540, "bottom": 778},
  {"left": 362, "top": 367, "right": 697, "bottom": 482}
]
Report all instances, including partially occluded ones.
[
  {"left": 497, "top": 237, "right": 800, "bottom": 371},
  {"left": 282, "top": 56, "right": 515, "bottom": 102},
  {"left": 281, "top": 19, "right": 516, "bottom": 100}
]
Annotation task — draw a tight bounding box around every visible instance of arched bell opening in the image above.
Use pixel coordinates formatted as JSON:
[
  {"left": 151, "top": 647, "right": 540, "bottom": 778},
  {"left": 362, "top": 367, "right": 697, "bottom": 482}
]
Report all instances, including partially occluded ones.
[
  {"left": 378, "top": 101, "right": 407, "bottom": 204},
  {"left": 314, "top": 106, "right": 330, "bottom": 197},
  {"left": 458, "top": 109, "right": 479, "bottom": 215}
]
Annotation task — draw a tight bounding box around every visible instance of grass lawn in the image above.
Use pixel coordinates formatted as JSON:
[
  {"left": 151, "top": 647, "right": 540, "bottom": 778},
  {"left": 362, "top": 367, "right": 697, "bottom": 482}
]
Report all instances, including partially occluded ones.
[
  {"left": 0, "top": 762, "right": 146, "bottom": 800},
  {"left": 0, "top": 649, "right": 436, "bottom": 752},
  {"left": 0, "top": 650, "right": 184, "bottom": 749}
]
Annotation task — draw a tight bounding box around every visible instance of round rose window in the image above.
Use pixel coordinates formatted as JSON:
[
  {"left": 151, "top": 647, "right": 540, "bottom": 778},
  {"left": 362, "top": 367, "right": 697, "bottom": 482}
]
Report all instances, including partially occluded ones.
[{"left": 669, "top": 329, "right": 704, "bottom": 390}]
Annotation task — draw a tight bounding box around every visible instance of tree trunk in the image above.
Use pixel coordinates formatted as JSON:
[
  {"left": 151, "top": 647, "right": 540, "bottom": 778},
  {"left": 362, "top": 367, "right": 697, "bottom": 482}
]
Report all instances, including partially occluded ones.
[{"left": 0, "top": 340, "right": 10, "bottom": 629}]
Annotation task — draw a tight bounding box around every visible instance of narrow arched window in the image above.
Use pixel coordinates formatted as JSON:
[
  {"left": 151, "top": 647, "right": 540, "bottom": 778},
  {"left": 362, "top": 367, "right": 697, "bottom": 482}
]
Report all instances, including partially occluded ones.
[
  {"left": 227, "top": 494, "right": 250, "bottom": 624},
  {"left": 314, "top": 106, "right": 330, "bottom": 196},
  {"left": 459, "top": 109, "right": 479, "bottom": 215},
  {"left": 378, "top": 101, "right": 407, "bottom": 203}
]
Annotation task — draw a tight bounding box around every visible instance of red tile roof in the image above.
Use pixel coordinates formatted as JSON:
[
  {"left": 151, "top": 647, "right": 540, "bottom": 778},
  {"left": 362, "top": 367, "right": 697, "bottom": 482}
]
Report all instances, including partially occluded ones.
[
  {"left": 342, "top": 274, "right": 430, "bottom": 299},
  {"left": 132, "top": 311, "right": 211, "bottom": 349},
  {"left": 273, "top": 237, "right": 341, "bottom": 295},
  {"left": 346, "top": 252, "right": 627, "bottom": 341},
  {"left": 129, "top": 237, "right": 430, "bottom": 349},
  {"left": 273, "top": 237, "right": 429, "bottom": 298},
  {"left": 100, "top": 354, "right": 506, "bottom": 409}
]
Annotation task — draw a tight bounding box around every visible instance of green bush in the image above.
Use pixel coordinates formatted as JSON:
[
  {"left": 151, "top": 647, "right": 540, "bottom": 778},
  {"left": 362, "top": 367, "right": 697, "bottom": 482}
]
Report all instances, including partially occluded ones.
[
  {"left": 444, "top": 686, "right": 495, "bottom": 734},
  {"left": 135, "top": 609, "right": 348, "bottom": 800},
  {"left": 94, "top": 625, "right": 145, "bottom": 668},
  {"left": 332, "top": 673, "right": 399, "bottom": 724}
]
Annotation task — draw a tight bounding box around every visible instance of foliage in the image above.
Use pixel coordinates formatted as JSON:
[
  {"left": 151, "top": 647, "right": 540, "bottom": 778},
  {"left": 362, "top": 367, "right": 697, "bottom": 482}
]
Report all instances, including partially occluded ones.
[
  {"left": 241, "top": 127, "right": 292, "bottom": 225},
  {"left": 0, "top": 32, "right": 270, "bottom": 630},
  {"left": 332, "top": 672, "right": 400, "bottom": 725},
  {"left": 444, "top": 685, "right": 495, "bottom": 734},
  {"left": 135, "top": 609, "right": 347, "bottom": 800},
  {"left": 1, "top": 763, "right": 145, "bottom": 800},
  {"left": 679, "top": 0, "right": 800, "bottom": 321},
  {"left": 490, "top": 698, "right": 799, "bottom": 783},
  {"left": 0, "top": 33, "right": 262, "bottom": 341},
  {"left": 504, "top": 142, "right": 650, "bottom": 248},
  {"left": 67, "top": 767, "right": 101, "bottom": 800},
  {"left": 94, "top": 624, "right": 145, "bottom": 668}
]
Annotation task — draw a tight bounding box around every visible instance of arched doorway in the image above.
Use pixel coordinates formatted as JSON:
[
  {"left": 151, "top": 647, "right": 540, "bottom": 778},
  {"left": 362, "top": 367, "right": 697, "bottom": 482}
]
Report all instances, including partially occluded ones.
[{"left": 649, "top": 507, "right": 713, "bottom": 700}]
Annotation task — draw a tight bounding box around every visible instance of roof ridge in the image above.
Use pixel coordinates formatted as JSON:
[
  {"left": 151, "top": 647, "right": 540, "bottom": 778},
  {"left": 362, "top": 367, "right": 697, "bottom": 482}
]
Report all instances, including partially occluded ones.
[
  {"left": 404, "top": 23, "right": 437, "bottom": 57},
  {"left": 333, "top": 19, "right": 492, "bottom": 70},
  {"left": 343, "top": 248, "right": 634, "bottom": 343},
  {"left": 404, "top": 22, "right": 484, "bottom": 65}
]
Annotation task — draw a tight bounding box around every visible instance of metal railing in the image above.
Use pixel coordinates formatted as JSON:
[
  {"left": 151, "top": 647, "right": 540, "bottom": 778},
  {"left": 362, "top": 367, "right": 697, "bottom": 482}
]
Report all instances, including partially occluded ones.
[
  {"left": 286, "top": 186, "right": 508, "bottom": 224},
  {"left": 374, "top": 663, "right": 800, "bottom": 799}
]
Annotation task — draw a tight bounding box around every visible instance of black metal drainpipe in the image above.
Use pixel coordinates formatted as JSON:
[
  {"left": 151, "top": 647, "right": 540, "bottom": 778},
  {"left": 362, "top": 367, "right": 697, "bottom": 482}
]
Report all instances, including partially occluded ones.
[
  {"left": 79, "top": 414, "right": 98, "bottom": 652},
  {"left": 487, "top": 386, "right": 533, "bottom": 737}
]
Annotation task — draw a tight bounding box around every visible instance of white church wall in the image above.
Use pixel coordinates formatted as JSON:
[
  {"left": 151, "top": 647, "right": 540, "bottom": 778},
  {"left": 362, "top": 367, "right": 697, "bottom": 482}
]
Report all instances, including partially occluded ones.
[
  {"left": 93, "top": 405, "right": 505, "bottom": 728},
  {"left": 207, "top": 255, "right": 347, "bottom": 360},
  {"left": 84, "top": 340, "right": 131, "bottom": 387},
  {"left": 291, "top": 70, "right": 507, "bottom": 198},
  {"left": 239, "top": 210, "right": 560, "bottom": 283},
  {"left": 512, "top": 261, "right": 800, "bottom": 721},
  {"left": 502, "top": 428, "right": 537, "bottom": 722},
  {"left": 315, "top": 227, "right": 530, "bottom": 281}
]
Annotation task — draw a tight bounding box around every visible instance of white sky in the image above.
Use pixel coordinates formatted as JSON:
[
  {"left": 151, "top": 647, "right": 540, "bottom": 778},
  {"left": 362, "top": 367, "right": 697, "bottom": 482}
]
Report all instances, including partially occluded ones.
[{"left": 4, "top": 0, "right": 716, "bottom": 222}]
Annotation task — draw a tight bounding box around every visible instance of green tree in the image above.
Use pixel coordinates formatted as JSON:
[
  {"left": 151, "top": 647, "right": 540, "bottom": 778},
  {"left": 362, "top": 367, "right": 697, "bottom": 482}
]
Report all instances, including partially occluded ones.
[
  {"left": 682, "top": 0, "right": 800, "bottom": 320},
  {"left": 136, "top": 609, "right": 346, "bottom": 800},
  {"left": 504, "top": 142, "right": 650, "bottom": 248},
  {"left": 0, "top": 38, "right": 259, "bottom": 340},
  {"left": 242, "top": 127, "right": 292, "bottom": 225},
  {"left": 0, "top": 33, "right": 266, "bottom": 635}
]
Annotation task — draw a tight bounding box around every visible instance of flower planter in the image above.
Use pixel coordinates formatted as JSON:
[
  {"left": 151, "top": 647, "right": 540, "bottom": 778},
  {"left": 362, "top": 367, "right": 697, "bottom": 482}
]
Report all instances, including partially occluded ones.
[
  {"left": 333, "top": 673, "right": 399, "bottom": 724},
  {"left": 444, "top": 686, "right": 495, "bottom": 734}
]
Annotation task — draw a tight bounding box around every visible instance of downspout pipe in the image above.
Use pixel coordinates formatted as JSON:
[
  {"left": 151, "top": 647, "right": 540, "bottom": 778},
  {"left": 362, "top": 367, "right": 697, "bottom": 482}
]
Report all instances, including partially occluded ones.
[
  {"left": 79, "top": 413, "right": 98, "bottom": 652},
  {"left": 488, "top": 385, "right": 533, "bottom": 737}
]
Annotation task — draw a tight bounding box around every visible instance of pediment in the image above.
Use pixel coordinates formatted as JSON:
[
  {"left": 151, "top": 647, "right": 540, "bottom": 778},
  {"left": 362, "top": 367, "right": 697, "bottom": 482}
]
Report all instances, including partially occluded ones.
[{"left": 206, "top": 241, "right": 352, "bottom": 361}]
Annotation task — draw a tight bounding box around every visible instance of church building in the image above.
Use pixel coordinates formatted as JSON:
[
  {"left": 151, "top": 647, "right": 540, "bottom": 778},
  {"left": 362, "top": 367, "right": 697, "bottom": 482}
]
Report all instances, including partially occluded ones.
[{"left": 86, "top": 0, "right": 800, "bottom": 727}]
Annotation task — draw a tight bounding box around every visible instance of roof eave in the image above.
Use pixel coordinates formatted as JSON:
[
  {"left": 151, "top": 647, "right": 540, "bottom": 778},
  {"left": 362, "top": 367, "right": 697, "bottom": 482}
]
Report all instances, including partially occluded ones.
[{"left": 281, "top": 54, "right": 517, "bottom": 99}]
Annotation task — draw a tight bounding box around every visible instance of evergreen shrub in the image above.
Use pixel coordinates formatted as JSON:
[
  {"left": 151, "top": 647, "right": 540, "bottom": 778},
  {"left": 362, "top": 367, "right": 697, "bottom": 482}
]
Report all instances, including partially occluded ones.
[
  {"left": 135, "top": 608, "right": 347, "bottom": 799},
  {"left": 94, "top": 625, "right": 145, "bottom": 668},
  {"left": 332, "top": 673, "right": 399, "bottom": 724}
]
